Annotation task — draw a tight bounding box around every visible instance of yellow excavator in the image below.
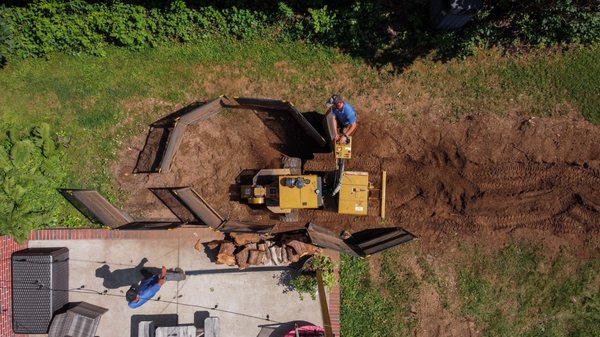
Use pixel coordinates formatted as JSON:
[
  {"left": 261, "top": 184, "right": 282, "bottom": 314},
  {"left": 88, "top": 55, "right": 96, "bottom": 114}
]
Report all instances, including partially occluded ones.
[
  {"left": 240, "top": 105, "right": 387, "bottom": 221},
  {"left": 240, "top": 145, "right": 373, "bottom": 220}
]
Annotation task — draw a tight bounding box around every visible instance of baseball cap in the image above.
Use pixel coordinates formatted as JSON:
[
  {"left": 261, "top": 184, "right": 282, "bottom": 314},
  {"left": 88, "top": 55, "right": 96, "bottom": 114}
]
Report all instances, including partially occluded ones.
[{"left": 126, "top": 286, "right": 139, "bottom": 302}]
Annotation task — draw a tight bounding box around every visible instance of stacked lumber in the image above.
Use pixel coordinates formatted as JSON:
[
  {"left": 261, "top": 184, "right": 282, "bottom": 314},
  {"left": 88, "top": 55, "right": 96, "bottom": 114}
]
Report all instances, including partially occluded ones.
[{"left": 199, "top": 232, "right": 321, "bottom": 270}]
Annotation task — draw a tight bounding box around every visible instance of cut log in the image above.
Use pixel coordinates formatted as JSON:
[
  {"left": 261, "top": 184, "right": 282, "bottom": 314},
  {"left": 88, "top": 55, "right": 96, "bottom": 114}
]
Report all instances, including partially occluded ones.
[
  {"left": 248, "top": 250, "right": 260, "bottom": 265},
  {"left": 216, "top": 242, "right": 236, "bottom": 266},
  {"left": 230, "top": 233, "right": 262, "bottom": 246},
  {"left": 257, "top": 251, "right": 267, "bottom": 265},
  {"left": 264, "top": 246, "right": 272, "bottom": 266},
  {"left": 268, "top": 246, "right": 279, "bottom": 265},
  {"left": 205, "top": 240, "right": 224, "bottom": 251},
  {"left": 286, "top": 240, "right": 320, "bottom": 258},
  {"left": 286, "top": 246, "right": 299, "bottom": 263},
  {"left": 235, "top": 247, "right": 250, "bottom": 270},
  {"left": 257, "top": 243, "right": 266, "bottom": 252},
  {"left": 281, "top": 245, "right": 288, "bottom": 264}
]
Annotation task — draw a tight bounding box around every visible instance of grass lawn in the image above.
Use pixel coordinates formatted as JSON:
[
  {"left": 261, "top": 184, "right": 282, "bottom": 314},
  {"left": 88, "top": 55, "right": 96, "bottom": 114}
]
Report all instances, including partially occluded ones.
[
  {"left": 456, "top": 243, "right": 599, "bottom": 337},
  {"left": 1, "top": 38, "right": 599, "bottom": 333},
  {"left": 341, "top": 242, "right": 599, "bottom": 337},
  {"left": 341, "top": 248, "right": 420, "bottom": 337}
]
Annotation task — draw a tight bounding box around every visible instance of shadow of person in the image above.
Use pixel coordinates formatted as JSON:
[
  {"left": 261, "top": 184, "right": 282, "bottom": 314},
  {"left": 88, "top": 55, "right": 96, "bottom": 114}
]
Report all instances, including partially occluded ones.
[{"left": 95, "top": 258, "right": 161, "bottom": 289}]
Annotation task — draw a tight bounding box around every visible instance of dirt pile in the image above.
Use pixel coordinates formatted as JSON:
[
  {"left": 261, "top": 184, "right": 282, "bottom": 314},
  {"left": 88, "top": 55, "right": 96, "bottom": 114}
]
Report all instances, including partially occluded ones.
[{"left": 113, "top": 107, "right": 600, "bottom": 239}]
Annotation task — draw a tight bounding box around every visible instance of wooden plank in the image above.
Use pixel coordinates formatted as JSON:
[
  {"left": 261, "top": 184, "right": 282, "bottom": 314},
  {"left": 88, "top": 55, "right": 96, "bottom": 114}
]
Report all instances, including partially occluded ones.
[
  {"left": 307, "top": 223, "right": 360, "bottom": 257},
  {"left": 64, "top": 190, "right": 133, "bottom": 228},
  {"left": 174, "top": 188, "right": 225, "bottom": 229},
  {"left": 381, "top": 171, "right": 387, "bottom": 219},
  {"left": 150, "top": 188, "right": 198, "bottom": 223},
  {"left": 178, "top": 98, "right": 224, "bottom": 126},
  {"left": 159, "top": 123, "right": 188, "bottom": 173},
  {"left": 218, "top": 220, "right": 274, "bottom": 234},
  {"left": 360, "top": 231, "right": 415, "bottom": 256},
  {"left": 356, "top": 229, "right": 403, "bottom": 250},
  {"left": 317, "top": 270, "right": 334, "bottom": 337}
]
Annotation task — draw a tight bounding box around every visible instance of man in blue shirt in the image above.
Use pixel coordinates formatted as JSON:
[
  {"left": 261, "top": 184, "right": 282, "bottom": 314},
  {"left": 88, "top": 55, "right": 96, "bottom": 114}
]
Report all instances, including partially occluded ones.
[
  {"left": 126, "top": 266, "right": 166, "bottom": 309},
  {"left": 327, "top": 95, "right": 357, "bottom": 144}
]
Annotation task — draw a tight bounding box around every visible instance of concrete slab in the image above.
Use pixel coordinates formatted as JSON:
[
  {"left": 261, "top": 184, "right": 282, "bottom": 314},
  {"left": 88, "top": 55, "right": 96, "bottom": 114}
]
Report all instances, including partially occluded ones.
[{"left": 28, "top": 231, "right": 324, "bottom": 337}]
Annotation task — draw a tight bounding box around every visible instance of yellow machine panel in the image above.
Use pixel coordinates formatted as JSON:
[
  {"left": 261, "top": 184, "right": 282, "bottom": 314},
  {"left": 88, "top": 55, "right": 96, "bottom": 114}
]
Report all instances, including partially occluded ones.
[
  {"left": 338, "top": 171, "right": 369, "bottom": 215},
  {"left": 335, "top": 137, "right": 352, "bottom": 159},
  {"left": 279, "top": 175, "right": 321, "bottom": 209}
]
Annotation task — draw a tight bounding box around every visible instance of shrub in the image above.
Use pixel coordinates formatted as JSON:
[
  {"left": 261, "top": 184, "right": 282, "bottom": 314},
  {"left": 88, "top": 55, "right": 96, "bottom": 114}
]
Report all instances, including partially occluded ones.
[
  {"left": 0, "top": 1, "right": 598, "bottom": 66},
  {"left": 0, "top": 124, "right": 66, "bottom": 242},
  {"left": 0, "top": 8, "right": 13, "bottom": 66},
  {"left": 290, "top": 255, "right": 337, "bottom": 300}
]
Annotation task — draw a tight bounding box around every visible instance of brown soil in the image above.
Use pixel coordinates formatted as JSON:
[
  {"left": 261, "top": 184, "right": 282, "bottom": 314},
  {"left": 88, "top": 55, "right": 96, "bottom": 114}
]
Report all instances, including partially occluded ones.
[
  {"left": 416, "top": 282, "right": 478, "bottom": 337},
  {"left": 113, "top": 107, "right": 600, "bottom": 240},
  {"left": 112, "top": 104, "right": 600, "bottom": 337}
]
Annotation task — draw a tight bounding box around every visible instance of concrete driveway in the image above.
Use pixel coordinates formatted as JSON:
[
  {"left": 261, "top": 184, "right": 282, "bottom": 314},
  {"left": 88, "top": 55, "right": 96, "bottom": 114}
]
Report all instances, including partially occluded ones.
[{"left": 28, "top": 228, "right": 325, "bottom": 337}]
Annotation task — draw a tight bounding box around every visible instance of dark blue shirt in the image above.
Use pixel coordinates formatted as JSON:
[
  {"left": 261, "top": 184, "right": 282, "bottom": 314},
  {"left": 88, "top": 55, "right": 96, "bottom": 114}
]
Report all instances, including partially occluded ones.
[
  {"left": 128, "top": 275, "right": 161, "bottom": 309},
  {"left": 332, "top": 103, "right": 357, "bottom": 126}
]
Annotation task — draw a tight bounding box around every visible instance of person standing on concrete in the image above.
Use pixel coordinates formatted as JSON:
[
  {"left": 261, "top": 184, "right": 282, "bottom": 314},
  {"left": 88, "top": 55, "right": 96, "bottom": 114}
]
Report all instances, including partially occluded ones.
[
  {"left": 326, "top": 95, "right": 357, "bottom": 144},
  {"left": 126, "top": 266, "right": 167, "bottom": 309}
]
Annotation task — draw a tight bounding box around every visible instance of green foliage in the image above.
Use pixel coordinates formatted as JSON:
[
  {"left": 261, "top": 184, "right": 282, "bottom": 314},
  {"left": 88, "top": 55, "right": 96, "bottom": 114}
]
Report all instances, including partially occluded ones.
[
  {"left": 0, "top": 124, "right": 67, "bottom": 241},
  {"left": 0, "top": 1, "right": 273, "bottom": 59},
  {"left": 290, "top": 255, "right": 336, "bottom": 300},
  {"left": 1, "top": 1, "right": 597, "bottom": 65},
  {"left": 0, "top": 7, "right": 12, "bottom": 66},
  {"left": 457, "top": 243, "right": 600, "bottom": 337},
  {"left": 429, "top": 0, "right": 600, "bottom": 59},
  {"left": 307, "top": 6, "right": 335, "bottom": 40},
  {"left": 341, "top": 251, "right": 419, "bottom": 337}
]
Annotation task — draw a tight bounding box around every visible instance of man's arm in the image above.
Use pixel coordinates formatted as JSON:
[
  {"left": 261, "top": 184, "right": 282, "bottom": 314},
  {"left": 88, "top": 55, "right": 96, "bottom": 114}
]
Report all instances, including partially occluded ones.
[
  {"left": 158, "top": 266, "right": 167, "bottom": 286},
  {"left": 343, "top": 123, "right": 357, "bottom": 137},
  {"left": 331, "top": 116, "right": 342, "bottom": 142}
]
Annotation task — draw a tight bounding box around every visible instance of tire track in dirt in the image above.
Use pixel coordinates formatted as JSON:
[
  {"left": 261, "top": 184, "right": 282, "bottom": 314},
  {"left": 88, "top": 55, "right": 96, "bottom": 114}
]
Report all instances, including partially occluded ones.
[{"left": 299, "top": 113, "right": 600, "bottom": 236}]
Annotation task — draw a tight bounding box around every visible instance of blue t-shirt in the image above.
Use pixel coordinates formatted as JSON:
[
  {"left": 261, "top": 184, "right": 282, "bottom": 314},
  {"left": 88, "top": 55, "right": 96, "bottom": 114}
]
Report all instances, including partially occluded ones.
[
  {"left": 128, "top": 276, "right": 161, "bottom": 309},
  {"left": 332, "top": 103, "right": 357, "bottom": 126}
]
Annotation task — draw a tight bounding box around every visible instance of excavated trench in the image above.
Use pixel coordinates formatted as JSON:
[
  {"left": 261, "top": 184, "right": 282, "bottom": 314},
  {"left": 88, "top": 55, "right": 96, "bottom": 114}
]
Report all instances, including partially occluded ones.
[{"left": 113, "top": 108, "right": 600, "bottom": 238}]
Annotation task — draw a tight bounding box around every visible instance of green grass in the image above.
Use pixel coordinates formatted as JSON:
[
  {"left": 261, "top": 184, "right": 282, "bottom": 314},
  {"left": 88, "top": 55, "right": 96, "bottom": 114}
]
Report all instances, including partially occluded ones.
[
  {"left": 456, "top": 243, "right": 600, "bottom": 337},
  {"left": 0, "top": 38, "right": 599, "bottom": 232},
  {"left": 417, "top": 254, "right": 449, "bottom": 309},
  {"left": 403, "top": 45, "right": 600, "bottom": 121},
  {"left": 0, "top": 38, "right": 351, "bottom": 230},
  {"left": 342, "top": 242, "right": 599, "bottom": 337},
  {"left": 341, "top": 250, "right": 420, "bottom": 337}
]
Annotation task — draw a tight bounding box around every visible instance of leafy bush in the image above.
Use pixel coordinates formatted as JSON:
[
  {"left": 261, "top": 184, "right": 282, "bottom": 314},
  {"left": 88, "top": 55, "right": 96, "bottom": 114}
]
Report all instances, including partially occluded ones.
[
  {"left": 0, "top": 8, "right": 12, "bottom": 66},
  {"left": 0, "top": 124, "right": 66, "bottom": 241},
  {"left": 290, "top": 255, "right": 336, "bottom": 300},
  {"left": 428, "top": 0, "right": 600, "bottom": 59},
  {"left": 1, "top": 1, "right": 596, "bottom": 65}
]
